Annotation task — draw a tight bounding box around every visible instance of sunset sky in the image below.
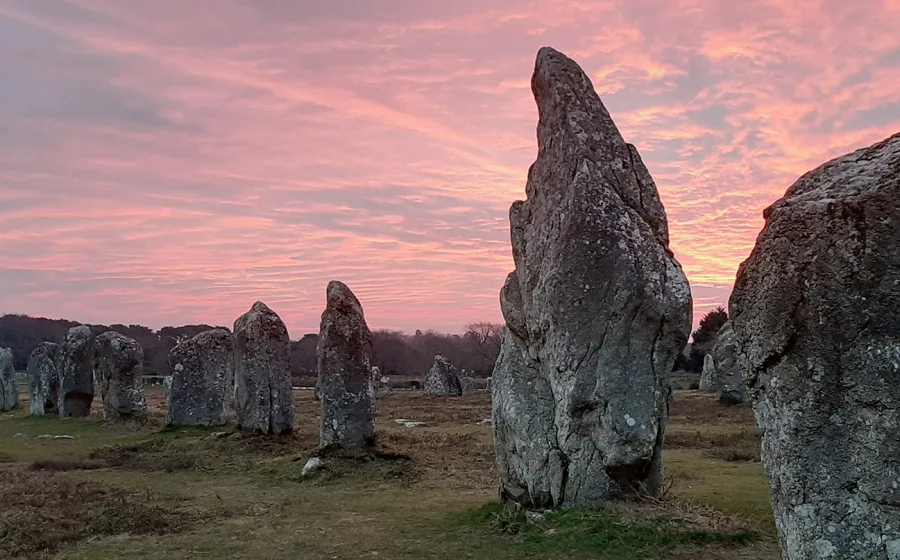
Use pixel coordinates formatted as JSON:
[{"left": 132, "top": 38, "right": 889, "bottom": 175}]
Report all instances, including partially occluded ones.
[{"left": 1, "top": 0, "right": 898, "bottom": 337}]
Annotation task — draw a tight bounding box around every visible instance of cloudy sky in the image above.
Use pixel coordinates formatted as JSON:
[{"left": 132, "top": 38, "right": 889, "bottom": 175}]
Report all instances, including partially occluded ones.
[{"left": 1, "top": 0, "right": 898, "bottom": 337}]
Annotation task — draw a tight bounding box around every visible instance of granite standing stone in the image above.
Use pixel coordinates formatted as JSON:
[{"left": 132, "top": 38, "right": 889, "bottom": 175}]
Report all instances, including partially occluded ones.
[
  {"left": 233, "top": 302, "right": 294, "bottom": 434},
  {"left": 730, "top": 132, "right": 900, "bottom": 559},
  {"left": 167, "top": 329, "right": 233, "bottom": 427},
  {"left": 491, "top": 47, "right": 692, "bottom": 509},
  {"left": 93, "top": 331, "right": 147, "bottom": 422},
  {"left": 28, "top": 342, "right": 60, "bottom": 415},
  {"left": 318, "top": 281, "right": 376, "bottom": 449},
  {"left": 0, "top": 347, "right": 17, "bottom": 412},
  {"left": 59, "top": 325, "right": 95, "bottom": 417},
  {"left": 424, "top": 355, "right": 462, "bottom": 396}
]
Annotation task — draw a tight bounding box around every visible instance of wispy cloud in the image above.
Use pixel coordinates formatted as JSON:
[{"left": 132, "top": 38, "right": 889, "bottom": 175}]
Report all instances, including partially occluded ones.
[{"left": 1, "top": 0, "right": 897, "bottom": 334}]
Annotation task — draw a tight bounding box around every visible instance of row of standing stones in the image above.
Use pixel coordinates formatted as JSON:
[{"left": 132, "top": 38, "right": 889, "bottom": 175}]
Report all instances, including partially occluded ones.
[
  {"left": 4, "top": 280, "right": 478, "bottom": 445},
  {"left": 490, "top": 46, "right": 898, "bottom": 559}
]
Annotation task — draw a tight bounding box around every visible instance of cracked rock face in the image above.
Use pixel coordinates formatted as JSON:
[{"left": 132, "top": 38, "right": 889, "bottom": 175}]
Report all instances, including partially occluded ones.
[
  {"left": 28, "top": 342, "right": 60, "bottom": 415},
  {"left": 93, "top": 331, "right": 147, "bottom": 422},
  {"left": 0, "top": 347, "right": 17, "bottom": 412},
  {"left": 424, "top": 355, "right": 462, "bottom": 397},
  {"left": 491, "top": 47, "right": 692, "bottom": 509},
  {"left": 730, "top": 133, "right": 900, "bottom": 559},
  {"left": 234, "top": 302, "right": 295, "bottom": 434},
  {"left": 167, "top": 329, "right": 234, "bottom": 427},
  {"left": 317, "top": 281, "right": 376, "bottom": 449},
  {"left": 698, "top": 322, "right": 746, "bottom": 403},
  {"left": 59, "top": 325, "right": 95, "bottom": 418}
]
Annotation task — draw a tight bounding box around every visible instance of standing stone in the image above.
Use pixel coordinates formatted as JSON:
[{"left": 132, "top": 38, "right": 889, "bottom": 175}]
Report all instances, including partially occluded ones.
[
  {"left": 699, "top": 354, "right": 717, "bottom": 392},
  {"left": 492, "top": 47, "right": 692, "bottom": 509},
  {"left": 28, "top": 342, "right": 60, "bottom": 415},
  {"left": 318, "top": 281, "right": 376, "bottom": 449},
  {"left": 372, "top": 366, "right": 392, "bottom": 395},
  {"left": 59, "top": 325, "right": 94, "bottom": 417},
  {"left": 698, "top": 323, "right": 746, "bottom": 403},
  {"left": 93, "top": 332, "right": 147, "bottom": 421},
  {"left": 0, "top": 348, "right": 17, "bottom": 411},
  {"left": 730, "top": 133, "right": 900, "bottom": 559},
  {"left": 167, "top": 329, "right": 233, "bottom": 427},
  {"left": 424, "top": 355, "right": 462, "bottom": 396},
  {"left": 233, "top": 302, "right": 294, "bottom": 434},
  {"left": 460, "top": 376, "right": 475, "bottom": 396}
]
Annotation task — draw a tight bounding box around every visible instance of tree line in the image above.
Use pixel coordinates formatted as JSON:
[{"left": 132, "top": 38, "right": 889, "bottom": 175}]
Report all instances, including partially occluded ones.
[{"left": 0, "top": 314, "right": 505, "bottom": 380}]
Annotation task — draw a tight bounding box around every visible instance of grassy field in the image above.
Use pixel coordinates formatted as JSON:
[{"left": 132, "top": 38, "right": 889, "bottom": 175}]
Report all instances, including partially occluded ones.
[{"left": 0, "top": 387, "right": 777, "bottom": 559}]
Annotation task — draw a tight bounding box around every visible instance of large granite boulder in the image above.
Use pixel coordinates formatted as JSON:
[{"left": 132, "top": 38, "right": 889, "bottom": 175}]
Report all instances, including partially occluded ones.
[
  {"left": 698, "top": 323, "right": 746, "bottom": 403},
  {"left": 167, "top": 329, "right": 233, "bottom": 427},
  {"left": 233, "top": 302, "right": 294, "bottom": 434},
  {"left": 59, "top": 325, "right": 95, "bottom": 417},
  {"left": 0, "top": 347, "right": 17, "bottom": 411},
  {"left": 92, "top": 331, "right": 147, "bottom": 422},
  {"left": 317, "top": 281, "right": 376, "bottom": 449},
  {"left": 730, "top": 133, "right": 900, "bottom": 558},
  {"left": 28, "top": 342, "right": 60, "bottom": 415},
  {"left": 491, "top": 47, "right": 692, "bottom": 509},
  {"left": 424, "top": 355, "right": 462, "bottom": 396}
]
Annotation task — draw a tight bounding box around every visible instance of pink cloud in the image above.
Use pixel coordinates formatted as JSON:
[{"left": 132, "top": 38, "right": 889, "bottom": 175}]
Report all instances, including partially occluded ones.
[{"left": 0, "top": 0, "right": 898, "bottom": 335}]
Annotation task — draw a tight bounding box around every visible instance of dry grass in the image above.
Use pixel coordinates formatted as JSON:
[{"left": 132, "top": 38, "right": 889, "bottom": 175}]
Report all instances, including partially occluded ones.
[
  {"left": 0, "top": 386, "right": 776, "bottom": 559},
  {"left": 0, "top": 469, "right": 211, "bottom": 559}
]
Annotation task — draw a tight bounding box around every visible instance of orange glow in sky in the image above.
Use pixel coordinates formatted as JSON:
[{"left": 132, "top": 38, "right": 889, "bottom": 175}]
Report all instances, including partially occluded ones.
[{"left": 1, "top": 0, "right": 898, "bottom": 336}]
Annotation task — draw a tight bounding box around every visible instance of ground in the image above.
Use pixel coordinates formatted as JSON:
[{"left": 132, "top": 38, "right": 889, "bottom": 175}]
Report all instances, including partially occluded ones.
[{"left": 0, "top": 387, "right": 778, "bottom": 559}]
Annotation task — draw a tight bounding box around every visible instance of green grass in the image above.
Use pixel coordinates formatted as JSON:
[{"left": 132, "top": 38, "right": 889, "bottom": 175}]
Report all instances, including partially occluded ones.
[
  {"left": 458, "top": 504, "right": 757, "bottom": 559},
  {"left": 665, "top": 450, "right": 774, "bottom": 528}
]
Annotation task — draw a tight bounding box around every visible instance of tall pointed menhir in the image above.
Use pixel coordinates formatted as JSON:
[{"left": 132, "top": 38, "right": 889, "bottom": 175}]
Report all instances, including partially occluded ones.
[
  {"left": 317, "top": 281, "right": 376, "bottom": 449},
  {"left": 491, "top": 47, "right": 692, "bottom": 509}
]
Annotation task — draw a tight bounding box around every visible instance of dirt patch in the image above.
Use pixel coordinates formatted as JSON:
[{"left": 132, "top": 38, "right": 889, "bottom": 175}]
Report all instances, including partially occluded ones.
[{"left": 0, "top": 469, "right": 210, "bottom": 558}]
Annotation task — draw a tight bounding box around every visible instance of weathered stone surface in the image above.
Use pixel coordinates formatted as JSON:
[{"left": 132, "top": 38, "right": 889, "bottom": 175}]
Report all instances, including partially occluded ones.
[
  {"left": 317, "top": 281, "right": 376, "bottom": 449},
  {"left": 730, "top": 133, "right": 900, "bottom": 559},
  {"left": 491, "top": 47, "right": 692, "bottom": 509},
  {"left": 234, "top": 302, "right": 294, "bottom": 434},
  {"left": 28, "top": 342, "right": 60, "bottom": 415},
  {"left": 59, "top": 325, "right": 94, "bottom": 417},
  {"left": 167, "top": 329, "right": 233, "bottom": 427},
  {"left": 460, "top": 376, "right": 475, "bottom": 396},
  {"left": 93, "top": 331, "right": 147, "bottom": 421},
  {"left": 698, "top": 323, "right": 746, "bottom": 403},
  {"left": 424, "top": 355, "right": 462, "bottom": 396},
  {"left": 0, "top": 347, "right": 17, "bottom": 411}
]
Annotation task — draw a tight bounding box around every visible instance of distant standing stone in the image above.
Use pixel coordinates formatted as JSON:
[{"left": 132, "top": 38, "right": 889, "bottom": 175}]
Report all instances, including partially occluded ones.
[
  {"left": 698, "top": 354, "right": 717, "bottom": 392},
  {"left": 233, "top": 302, "right": 294, "bottom": 434},
  {"left": 0, "top": 347, "right": 17, "bottom": 412},
  {"left": 167, "top": 329, "right": 233, "bottom": 427},
  {"left": 59, "top": 325, "right": 94, "bottom": 417},
  {"left": 93, "top": 332, "right": 147, "bottom": 421},
  {"left": 730, "top": 133, "right": 900, "bottom": 559},
  {"left": 28, "top": 342, "right": 60, "bottom": 415},
  {"left": 698, "top": 323, "right": 745, "bottom": 403},
  {"left": 424, "top": 355, "right": 461, "bottom": 396},
  {"left": 318, "top": 281, "right": 376, "bottom": 449},
  {"left": 460, "top": 376, "right": 475, "bottom": 396}
]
